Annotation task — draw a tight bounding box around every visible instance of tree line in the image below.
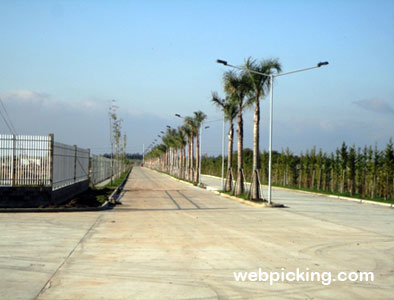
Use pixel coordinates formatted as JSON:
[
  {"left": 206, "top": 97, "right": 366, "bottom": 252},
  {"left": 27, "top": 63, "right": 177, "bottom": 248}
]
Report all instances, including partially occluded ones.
[
  {"left": 145, "top": 57, "right": 282, "bottom": 200},
  {"left": 144, "top": 111, "right": 207, "bottom": 183},
  {"left": 202, "top": 140, "right": 393, "bottom": 201}
]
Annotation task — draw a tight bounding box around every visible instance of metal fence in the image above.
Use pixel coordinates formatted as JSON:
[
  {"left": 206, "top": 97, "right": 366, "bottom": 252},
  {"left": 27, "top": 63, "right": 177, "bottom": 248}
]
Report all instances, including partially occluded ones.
[
  {"left": 1, "top": 134, "right": 128, "bottom": 190},
  {"left": 90, "top": 155, "right": 128, "bottom": 185},
  {"left": 91, "top": 155, "right": 112, "bottom": 185},
  {"left": 52, "top": 142, "right": 90, "bottom": 191},
  {"left": 0, "top": 135, "right": 51, "bottom": 186}
]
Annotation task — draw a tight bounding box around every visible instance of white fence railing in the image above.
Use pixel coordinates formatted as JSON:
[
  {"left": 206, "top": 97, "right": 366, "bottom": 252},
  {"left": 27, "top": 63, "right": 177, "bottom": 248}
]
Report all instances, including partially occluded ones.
[
  {"left": 91, "top": 155, "right": 111, "bottom": 185},
  {"left": 0, "top": 135, "right": 51, "bottom": 186},
  {"left": 0, "top": 134, "right": 128, "bottom": 190},
  {"left": 90, "top": 155, "right": 128, "bottom": 185},
  {"left": 52, "top": 142, "right": 90, "bottom": 191}
]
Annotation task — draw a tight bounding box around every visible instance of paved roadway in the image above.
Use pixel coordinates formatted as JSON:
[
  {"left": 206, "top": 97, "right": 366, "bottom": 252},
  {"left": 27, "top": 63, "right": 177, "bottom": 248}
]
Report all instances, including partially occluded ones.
[{"left": 0, "top": 167, "right": 393, "bottom": 300}]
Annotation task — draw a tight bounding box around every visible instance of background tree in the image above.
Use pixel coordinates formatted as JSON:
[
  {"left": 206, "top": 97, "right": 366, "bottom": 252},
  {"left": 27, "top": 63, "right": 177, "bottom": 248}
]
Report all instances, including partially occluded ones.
[
  {"left": 383, "top": 138, "right": 393, "bottom": 200},
  {"left": 340, "top": 142, "right": 348, "bottom": 193},
  {"left": 196, "top": 140, "right": 394, "bottom": 202}
]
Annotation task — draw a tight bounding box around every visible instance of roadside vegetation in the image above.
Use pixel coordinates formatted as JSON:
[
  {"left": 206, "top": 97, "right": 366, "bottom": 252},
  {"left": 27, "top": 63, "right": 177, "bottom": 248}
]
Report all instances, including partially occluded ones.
[
  {"left": 42, "top": 168, "right": 132, "bottom": 208},
  {"left": 202, "top": 141, "right": 394, "bottom": 204}
]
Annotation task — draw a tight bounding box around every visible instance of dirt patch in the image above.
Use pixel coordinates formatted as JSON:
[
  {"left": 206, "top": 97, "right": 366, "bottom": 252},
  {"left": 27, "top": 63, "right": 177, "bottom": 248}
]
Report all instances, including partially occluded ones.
[{"left": 40, "top": 187, "right": 114, "bottom": 208}]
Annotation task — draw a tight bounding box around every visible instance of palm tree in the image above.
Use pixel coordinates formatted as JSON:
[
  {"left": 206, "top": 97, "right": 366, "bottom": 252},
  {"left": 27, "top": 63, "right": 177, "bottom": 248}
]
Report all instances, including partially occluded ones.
[
  {"left": 224, "top": 70, "right": 252, "bottom": 195},
  {"left": 184, "top": 116, "right": 197, "bottom": 181},
  {"left": 176, "top": 126, "right": 187, "bottom": 178},
  {"left": 180, "top": 124, "right": 192, "bottom": 180},
  {"left": 211, "top": 92, "right": 238, "bottom": 191},
  {"left": 244, "top": 57, "right": 282, "bottom": 200},
  {"left": 193, "top": 110, "right": 207, "bottom": 183}
]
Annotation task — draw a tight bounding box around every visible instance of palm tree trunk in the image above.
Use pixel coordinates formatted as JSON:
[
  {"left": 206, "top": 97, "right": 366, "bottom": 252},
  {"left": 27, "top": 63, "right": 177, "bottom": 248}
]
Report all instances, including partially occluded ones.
[
  {"left": 236, "top": 109, "right": 244, "bottom": 195},
  {"left": 188, "top": 137, "right": 192, "bottom": 180},
  {"left": 226, "top": 121, "right": 234, "bottom": 191},
  {"left": 182, "top": 147, "right": 186, "bottom": 179},
  {"left": 190, "top": 135, "right": 194, "bottom": 181},
  {"left": 252, "top": 96, "right": 261, "bottom": 199},
  {"left": 195, "top": 129, "right": 200, "bottom": 183}
]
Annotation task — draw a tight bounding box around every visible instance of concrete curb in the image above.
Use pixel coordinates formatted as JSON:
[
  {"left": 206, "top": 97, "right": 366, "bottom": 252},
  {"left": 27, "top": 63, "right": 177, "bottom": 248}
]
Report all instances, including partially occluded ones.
[
  {"left": 0, "top": 201, "right": 113, "bottom": 213},
  {"left": 109, "top": 169, "right": 132, "bottom": 205},
  {"left": 202, "top": 174, "right": 394, "bottom": 209},
  {"left": 213, "top": 191, "right": 279, "bottom": 208}
]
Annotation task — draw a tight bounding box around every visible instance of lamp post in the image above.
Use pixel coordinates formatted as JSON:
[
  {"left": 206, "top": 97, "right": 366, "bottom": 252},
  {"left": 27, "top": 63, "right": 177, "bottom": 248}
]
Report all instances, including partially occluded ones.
[
  {"left": 199, "top": 125, "right": 210, "bottom": 186},
  {"left": 221, "top": 111, "right": 225, "bottom": 190},
  {"left": 216, "top": 59, "right": 328, "bottom": 204},
  {"left": 108, "top": 99, "right": 118, "bottom": 185}
]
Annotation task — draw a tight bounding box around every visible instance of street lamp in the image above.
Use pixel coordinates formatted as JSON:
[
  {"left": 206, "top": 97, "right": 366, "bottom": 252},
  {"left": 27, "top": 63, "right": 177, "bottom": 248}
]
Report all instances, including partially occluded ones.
[
  {"left": 199, "top": 125, "right": 210, "bottom": 186},
  {"left": 217, "top": 59, "right": 328, "bottom": 204}
]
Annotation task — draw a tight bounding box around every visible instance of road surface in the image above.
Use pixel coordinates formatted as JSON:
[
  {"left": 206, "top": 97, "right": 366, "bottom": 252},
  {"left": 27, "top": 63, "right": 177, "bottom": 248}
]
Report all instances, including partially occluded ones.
[{"left": 0, "top": 167, "right": 393, "bottom": 299}]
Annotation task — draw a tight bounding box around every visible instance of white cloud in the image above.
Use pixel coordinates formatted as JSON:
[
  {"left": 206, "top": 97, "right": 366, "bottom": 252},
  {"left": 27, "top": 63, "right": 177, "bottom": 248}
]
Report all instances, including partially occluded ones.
[
  {"left": 353, "top": 98, "right": 394, "bottom": 114},
  {"left": 0, "top": 90, "right": 171, "bottom": 154}
]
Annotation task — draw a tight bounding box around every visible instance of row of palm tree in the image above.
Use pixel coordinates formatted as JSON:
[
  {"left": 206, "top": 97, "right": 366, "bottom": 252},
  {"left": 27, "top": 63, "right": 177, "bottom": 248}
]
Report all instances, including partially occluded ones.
[
  {"left": 145, "top": 56, "right": 281, "bottom": 198},
  {"left": 211, "top": 57, "right": 281, "bottom": 198},
  {"left": 201, "top": 140, "right": 394, "bottom": 201},
  {"left": 145, "top": 111, "right": 207, "bottom": 183}
]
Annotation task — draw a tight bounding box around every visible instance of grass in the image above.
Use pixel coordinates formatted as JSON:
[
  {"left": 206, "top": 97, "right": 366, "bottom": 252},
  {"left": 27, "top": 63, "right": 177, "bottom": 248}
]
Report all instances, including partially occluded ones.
[
  {"left": 104, "top": 170, "right": 131, "bottom": 190},
  {"left": 266, "top": 183, "right": 394, "bottom": 205},
  {"left": 93, "top": 169, "right": 131, "bottom": 203},
  {"left": 219, "top": 190, "right": 268, "bottom": 204},
  {"left": 48, "top": 168, "right": 132, "bottom": 208},
  {"left": 204, "top": 173, "right": 394, "bottom": 205}
]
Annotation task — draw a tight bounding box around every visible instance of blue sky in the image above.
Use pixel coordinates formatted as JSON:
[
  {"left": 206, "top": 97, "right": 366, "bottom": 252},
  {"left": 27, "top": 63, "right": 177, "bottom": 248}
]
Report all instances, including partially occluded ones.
[{"left": 0, "top": 0, "right": 393, "bottom": 155}]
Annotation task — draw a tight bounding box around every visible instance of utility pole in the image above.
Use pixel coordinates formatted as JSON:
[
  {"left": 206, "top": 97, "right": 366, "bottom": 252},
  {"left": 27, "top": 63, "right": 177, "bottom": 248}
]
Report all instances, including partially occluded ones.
[
  {"left": 109, "top": 100, "right": 116, "bottom": 185},
  {"left": 142, "top": 144, "right": 145, "bottom": 165}
]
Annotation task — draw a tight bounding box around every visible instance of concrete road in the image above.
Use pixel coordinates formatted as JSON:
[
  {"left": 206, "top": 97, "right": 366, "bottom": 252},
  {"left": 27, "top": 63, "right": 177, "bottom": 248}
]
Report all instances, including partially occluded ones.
[{"left": 0, "top": 167, "right": 393, "bottom": 300}]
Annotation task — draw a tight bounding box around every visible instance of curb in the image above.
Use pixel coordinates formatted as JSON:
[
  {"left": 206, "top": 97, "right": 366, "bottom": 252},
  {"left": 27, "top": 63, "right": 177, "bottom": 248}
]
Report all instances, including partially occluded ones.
[
  {"left": 201, "top": 174, "right": 394, "bottom": 209},
  {"left": 214, "top": 191, "right": 278, "bottom": 208},
  {"left": 109, "top": 169, "right": 132, "bottom": 205},
  {"left": 0, "top": 201, "right": 113, "bottom": 213}
]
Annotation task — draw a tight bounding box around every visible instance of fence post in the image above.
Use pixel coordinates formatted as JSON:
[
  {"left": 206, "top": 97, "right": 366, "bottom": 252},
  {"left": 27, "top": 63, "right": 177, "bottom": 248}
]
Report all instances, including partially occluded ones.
[
  {"left": 74, "top": 145, "right": 77, "bottom": 184},
  {"left": 49, "top": 134, "right": 54, "bottom": 188},
  {"left": 12, "top": 134, "right": 16, "bottom": 186},
  {"left": 87, "top": 148, "right": 91, "bottom": 185}
]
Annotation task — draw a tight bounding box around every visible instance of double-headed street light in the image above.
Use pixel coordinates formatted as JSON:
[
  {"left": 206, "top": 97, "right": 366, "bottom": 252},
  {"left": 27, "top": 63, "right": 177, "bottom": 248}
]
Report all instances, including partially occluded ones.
[{"left": 216, "top": 59, "right": 329, "bottom": 204}]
